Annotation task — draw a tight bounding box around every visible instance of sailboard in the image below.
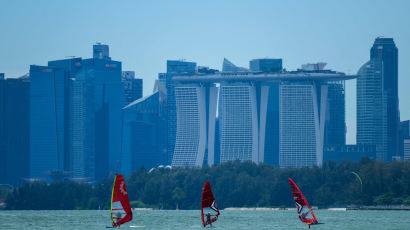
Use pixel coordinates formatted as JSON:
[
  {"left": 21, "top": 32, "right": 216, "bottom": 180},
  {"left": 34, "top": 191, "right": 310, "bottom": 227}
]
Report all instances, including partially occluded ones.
[
  {"left": 201, "top": 181, "right": 220, "bottom": 227},
  {"left": 110, "top": 174, "right": 133, "bottom": 228},
  {"left": 288, "top": 178, "right": 318, "bottom": 227}
]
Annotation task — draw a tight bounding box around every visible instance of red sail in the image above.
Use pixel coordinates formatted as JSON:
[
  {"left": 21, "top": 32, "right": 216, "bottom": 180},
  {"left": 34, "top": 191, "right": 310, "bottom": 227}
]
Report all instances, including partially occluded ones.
[
  {"left": 111, "top": 174, "right": 133, "bottom": 227},
  {"left": 288, "top": 178, "right": 318, "bottom": 225},
  {"left": 201, "top": 181, "right": 220, "bottom": 227}
]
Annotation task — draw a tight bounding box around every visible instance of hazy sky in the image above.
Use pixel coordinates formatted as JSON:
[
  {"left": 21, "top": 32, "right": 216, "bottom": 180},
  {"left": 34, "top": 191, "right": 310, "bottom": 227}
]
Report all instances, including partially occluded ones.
[{"left": 1, "top": 0, "right": 409, "bottom": 144}]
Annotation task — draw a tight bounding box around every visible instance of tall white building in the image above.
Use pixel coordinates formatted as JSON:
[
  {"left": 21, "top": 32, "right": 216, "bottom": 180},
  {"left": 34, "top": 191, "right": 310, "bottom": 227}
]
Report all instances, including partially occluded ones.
[
  {"left": 172, "top": 71, "right": 354, "bottom": 168},
  {"left": 219, "top": 83, "right": 259, "bottom": 163},
  {"left": 172, "top": 84, "right": 218, "bottom": 167},
  {"left": 279, "top": 83, "right": 328, "bottom": 168}
]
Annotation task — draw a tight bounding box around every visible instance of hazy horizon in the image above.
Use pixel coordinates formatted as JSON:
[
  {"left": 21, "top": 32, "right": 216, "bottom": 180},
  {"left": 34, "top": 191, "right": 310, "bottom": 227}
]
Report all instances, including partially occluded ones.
[{"left": 1, "top": 0, "right": 409, "bottom": 144}]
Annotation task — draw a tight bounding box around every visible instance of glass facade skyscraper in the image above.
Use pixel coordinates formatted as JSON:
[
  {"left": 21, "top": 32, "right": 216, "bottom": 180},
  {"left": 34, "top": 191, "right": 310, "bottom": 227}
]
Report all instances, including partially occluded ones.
[
  {"left": 29, "top": 65, "right": 67, "bottom": 180},
  {"left": 28, "top": 44, "right": 123, "bottom": 181},
  {"left": 371, "top": 37, "right": 399, "bottom": 160},
  {"left": 357, "top": 37, "right": 398, "bottom": 161},
  {"left": 121, "top": 92, "right": 161, "bottom": 175},
  {"left": 0, "top": 75, "right": 30, "bottom": 185},
  {"left": 324, "top": 81, "right": 346, "bottom": 146}
]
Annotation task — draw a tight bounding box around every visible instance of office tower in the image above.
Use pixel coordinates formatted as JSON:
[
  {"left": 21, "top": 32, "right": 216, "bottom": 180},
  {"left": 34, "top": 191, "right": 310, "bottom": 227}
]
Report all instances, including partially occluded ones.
[
  {"left": 357, "top": 37, "right": 398, "bottom": 161},
  {"left": 249, "top": 58, "right": 283, "bottom": 73},
  {"left": 357, "top": 59, "right": 387, "bottom": 160},
  {"left": 370, "top": 38, "right": 400, "bottom": 160},
  {"left": 72, "top": 48, "right": 123, "bottom": 180},
  {"left": 399, "top": 121, "right": 410, "bottom": 160},
  {"left": 324, "top": 81, "right": 346, "bottom": 145},
  {"left": 218, "top": 82, "right": 259, "bottom": 163},
  {"left": 39, "top": 44, "right": 123, "bottom": 181},
  {"left": 172, "top": 84, "right": 218, "bottom": 167},
  {"left": 279, "top": 82, "right": 328, "bottom": 168},
  {"left": 121, "top": 92, "right": 161, "bottom": 175},
  {"left": 29, "top": 65, "right": 66, "bottom": 180},
  {"left": 122, "top": 71, "right": 143, "bottom": 106},
  {"left": 0, "top": 75, "right": 30, "bottom": 185},
  {"left": 158, "top": 60, "right": 196, "bottom": 165},
  {"left": 222, "top": 58, "right": 248, "bottom": 72}
]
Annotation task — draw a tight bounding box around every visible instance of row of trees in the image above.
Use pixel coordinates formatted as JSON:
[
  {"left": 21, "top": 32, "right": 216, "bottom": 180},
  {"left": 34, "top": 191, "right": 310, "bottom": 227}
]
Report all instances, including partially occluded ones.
[{"left": 5, "top": 158, "right": 410, "bottom": 210}]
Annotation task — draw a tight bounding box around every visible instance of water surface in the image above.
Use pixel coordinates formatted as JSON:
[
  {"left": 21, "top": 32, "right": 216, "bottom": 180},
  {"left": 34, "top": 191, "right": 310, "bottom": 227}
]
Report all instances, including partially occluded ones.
[{"left": 0, "top": 210, "right": 409, "bottom": 229}]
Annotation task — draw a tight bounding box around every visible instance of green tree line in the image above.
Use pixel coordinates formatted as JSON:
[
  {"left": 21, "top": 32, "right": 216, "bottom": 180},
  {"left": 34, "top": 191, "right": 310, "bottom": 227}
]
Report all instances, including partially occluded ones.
[{"left": 4, "top": 158, "right": 410, "bottom": 210}]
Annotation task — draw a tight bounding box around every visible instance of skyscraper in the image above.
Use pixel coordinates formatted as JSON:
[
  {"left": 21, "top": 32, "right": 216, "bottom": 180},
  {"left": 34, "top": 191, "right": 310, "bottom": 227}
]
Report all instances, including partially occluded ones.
[
  {"left": 324, "top": 81, "right": 346, "bottom": 146},
  {"left": 172, "top": 84, "right": 218, "bottom": 167},
  {"left": 158, "top": 60, "right": 196, "bottom": 165},
  {"left": 357, "top": 37, "right": 399, "bottom": 161},
  {"left": 279, "top": 82, "right": 328, "bottom": 168},
  {"left": 121, "top": 92, "right": 161, "bottom": 175},
  {"left": 71, "top": 48, "right": 123, "bottom": 180},
  {"left": 370, "top": 38, "right": 400, "bottom": 160},
  {"left": 0, "top": 75, "right": 30, "bottom": 185},
  {"left": 29, "top": 65, "right": 67, "bottom": 180},
  {"left": 219, "top": 82, "right": 259, "bottom": 163},
  {"left": 30, "top": 44, "right": 124, "bottom": 181},
  {"left": 122, "top": 71, "right": 143, "bottom": 106}
]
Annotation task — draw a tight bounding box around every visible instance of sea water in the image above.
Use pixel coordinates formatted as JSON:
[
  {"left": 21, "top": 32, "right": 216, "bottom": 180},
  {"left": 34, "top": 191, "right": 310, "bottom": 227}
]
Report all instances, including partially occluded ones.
[{"left": 0, "top": 210, "right": 409, "bottom": 229}]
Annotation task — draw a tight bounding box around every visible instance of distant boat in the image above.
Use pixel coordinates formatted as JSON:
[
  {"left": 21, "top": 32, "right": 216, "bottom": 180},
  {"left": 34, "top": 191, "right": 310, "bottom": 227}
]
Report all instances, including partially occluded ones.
[
  {"left": 108, "top": 174, "right": 133, "bottom": 228},
  {"left": 201, "top": 181, "right": 220, "bottom": 227},
  {"left": 288, "top": 178, "right": 320, "bottom": 228}
]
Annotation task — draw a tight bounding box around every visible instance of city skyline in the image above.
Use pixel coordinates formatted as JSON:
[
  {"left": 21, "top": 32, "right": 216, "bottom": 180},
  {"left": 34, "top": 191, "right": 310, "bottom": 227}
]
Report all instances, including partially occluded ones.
[{"left": 1, "top": 1, "right": 410, "bottom": 145}]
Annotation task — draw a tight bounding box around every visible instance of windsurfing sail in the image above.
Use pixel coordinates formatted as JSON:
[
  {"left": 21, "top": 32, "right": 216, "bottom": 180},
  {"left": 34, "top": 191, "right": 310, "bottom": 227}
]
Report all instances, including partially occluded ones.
[
  {"left": 288, "top": 178, "right": 318, "bottom": 225},
  {"left": 201, "top": 181, "right": 220, "bottom": 227},
  {"left": 111, "top": 174, "right": 133, "bottom": 227}
]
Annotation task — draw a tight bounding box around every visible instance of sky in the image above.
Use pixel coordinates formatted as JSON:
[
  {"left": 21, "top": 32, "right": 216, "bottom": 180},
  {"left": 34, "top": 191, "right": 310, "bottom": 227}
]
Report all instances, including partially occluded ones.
[{"left": 1, "top": 0, "right": 409, "bottom": 144}]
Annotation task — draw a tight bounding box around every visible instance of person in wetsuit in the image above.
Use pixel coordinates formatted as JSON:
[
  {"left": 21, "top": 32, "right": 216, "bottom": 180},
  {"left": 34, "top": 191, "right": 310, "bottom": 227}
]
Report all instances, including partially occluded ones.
[{"left": 206, "top": 213, "right": 212, "bottom": 227}]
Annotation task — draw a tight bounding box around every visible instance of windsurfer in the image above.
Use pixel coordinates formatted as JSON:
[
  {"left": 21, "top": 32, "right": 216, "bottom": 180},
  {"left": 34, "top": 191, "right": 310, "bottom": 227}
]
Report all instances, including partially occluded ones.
[{"left": 206, "top": 213, "right": 212, "bottom": 227}]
